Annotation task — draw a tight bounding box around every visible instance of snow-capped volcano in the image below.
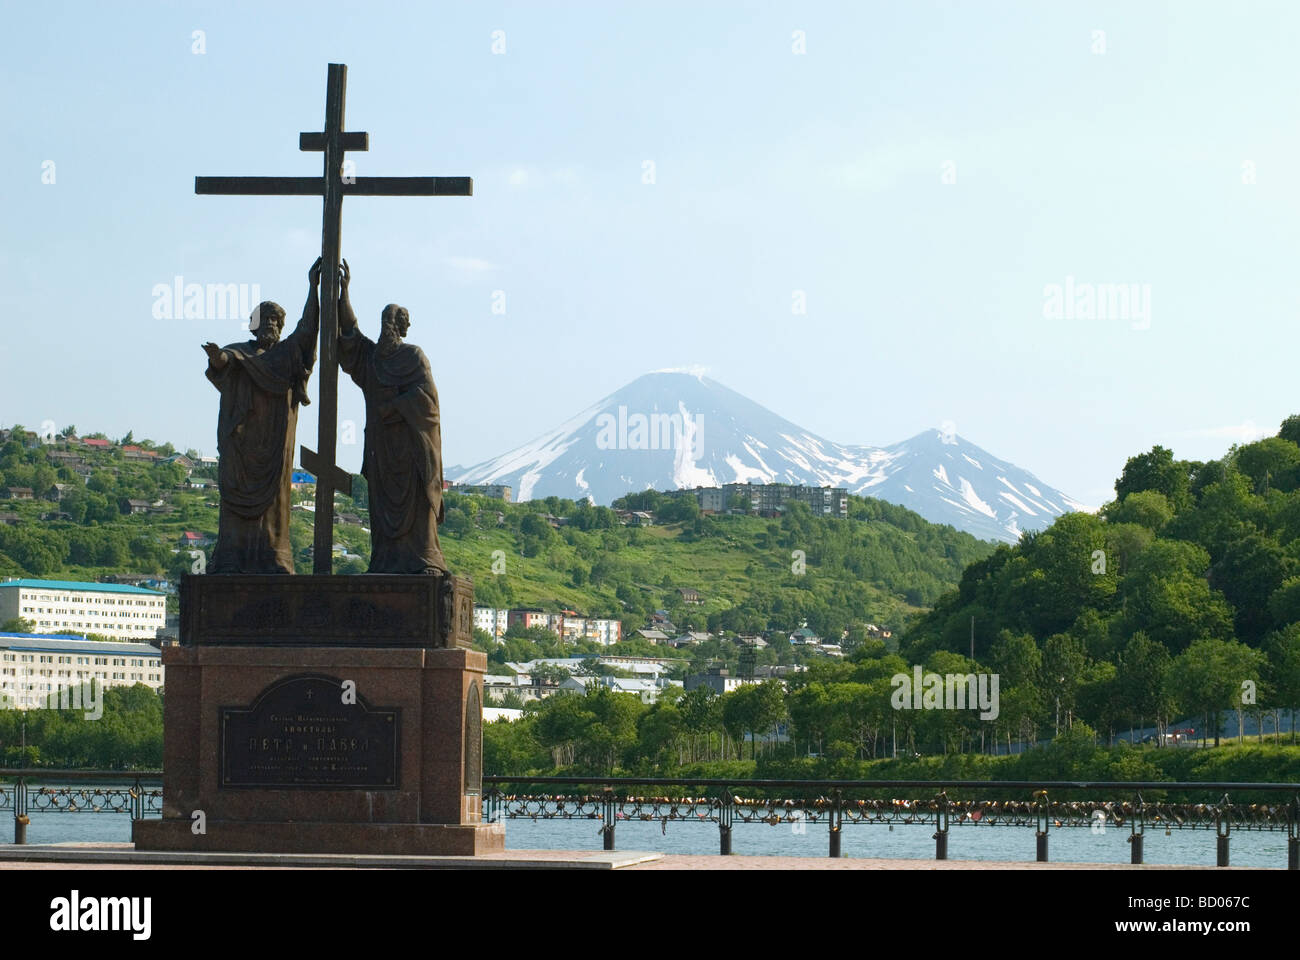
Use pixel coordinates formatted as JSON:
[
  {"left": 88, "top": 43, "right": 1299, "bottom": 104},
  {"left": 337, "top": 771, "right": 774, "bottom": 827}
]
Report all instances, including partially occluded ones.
[{"left": 450, "top": 372, "right": 1088, "bottom": 542}]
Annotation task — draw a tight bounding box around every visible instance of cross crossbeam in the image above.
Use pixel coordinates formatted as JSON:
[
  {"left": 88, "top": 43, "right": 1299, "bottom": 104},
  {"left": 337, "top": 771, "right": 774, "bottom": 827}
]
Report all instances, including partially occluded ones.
[
  {"left": 195, "top": 176, "right": 473, "bottom": 196},
  {"left": 194, "top": 63, "right": 472, "bottom": 573}
]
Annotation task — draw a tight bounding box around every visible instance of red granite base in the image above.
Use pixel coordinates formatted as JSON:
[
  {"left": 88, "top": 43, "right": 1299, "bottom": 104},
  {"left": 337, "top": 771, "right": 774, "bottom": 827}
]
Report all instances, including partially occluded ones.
[
  {"left": 133, "top": 636, "right": 491, "bottom": 856},
  {"left": 132, "top": 819, "right": 504, "bottom": 856}
]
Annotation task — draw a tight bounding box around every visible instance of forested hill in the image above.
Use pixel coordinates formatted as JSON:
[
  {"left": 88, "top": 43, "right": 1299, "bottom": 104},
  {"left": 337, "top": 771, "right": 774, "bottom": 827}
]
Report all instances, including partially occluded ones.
[
  {"left": 0, "top": 425, "right": 994, "bottom": 638},
  {"left": 448, "top": 490, "right": 996, "bottom": 638},
  {"left": 902, "top": 416, "right": 1300, "bottom": 740}
]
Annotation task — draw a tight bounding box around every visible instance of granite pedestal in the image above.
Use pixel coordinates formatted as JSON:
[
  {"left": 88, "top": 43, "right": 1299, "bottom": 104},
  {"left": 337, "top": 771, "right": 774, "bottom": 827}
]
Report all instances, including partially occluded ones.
[{"left": 133, "top": 573, "right": 503, "bottom": 856}]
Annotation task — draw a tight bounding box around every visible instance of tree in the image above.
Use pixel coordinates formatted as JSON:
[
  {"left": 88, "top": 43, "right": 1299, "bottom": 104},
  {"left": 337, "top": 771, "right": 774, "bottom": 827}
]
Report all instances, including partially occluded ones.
[
  {"left": 1103, "top": 490, "right": 1173, "bottom": 531},
  {"left": 1236, "top": 437, "right": 1300, "bottom": 494},
  {"left": 530, "top": 663, "right": 572, "bottom": 686},
  {"left": 788, "top": 682, "right": 834, "bottom": 757},
  {"left": 1043, "top": 634, "right": 1087, "bottom": 734},
  {"left": 750, "top": 680, "right": 787, "bottom": 758},
  {"left": 678, "top": 686, "right": 721, "bottom": 762},
  {"left": 657, "top": 495, "right": 700, "bottom": 524},
  {"left": 1208, "top": 534, "right": 1293, "bottom": 642},
  {"left": 1114, "top": 445, "right": 1191, "bottom": 511},
  {"left": 1279, "top": 415, "right": 1300, "bottom": 448},
  {"left": 726, "top": 492, "right": 751, "bottom": 514},
  {"left": 1115, "top": 631, "right": 1173, "bottom": 742},
  {"left": 1118, "top": 540, "right": 1234, "bottom": 653},
  {"left": 720, "top": 686, "right": 757, "bottom": 759},
  {"left": 533, "top": 693, "right": 594, "bottom": 768},
  {"left": 637, "top": 701, "right": 686, "bottom": 767},
  {"left": 1264, "top": 625, "right": 1300, "bottom": 744},
  {"left": 1267, "top": 577, "right": 1300, "bottom": 627},
  {"left": 0, "top": 617, "right": 35, "bottom": 633},
  {"left": 989, "top": 629, "right": 1041, "bottom": 688},
  {"left": 1166, "top": 638, "right": 1266, "bottom": 747}
]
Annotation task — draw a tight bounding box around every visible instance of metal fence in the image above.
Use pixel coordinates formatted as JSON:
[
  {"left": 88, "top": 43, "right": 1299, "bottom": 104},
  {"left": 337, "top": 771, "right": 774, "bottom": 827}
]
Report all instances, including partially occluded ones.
[
  {"left": 483, "top": 776, "right": 1300, "bottom": 868},
  {"left": 0, "top": 769, "right": 162, "bottom": 844},
  {"left": 2, "top": 770, "right": 1296, "bottom": 868}
]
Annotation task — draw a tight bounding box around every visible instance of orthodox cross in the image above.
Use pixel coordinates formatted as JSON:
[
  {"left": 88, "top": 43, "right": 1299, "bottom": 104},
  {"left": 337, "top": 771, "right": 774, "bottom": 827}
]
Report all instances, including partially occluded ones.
[{"left": 195, "top": 63, "right": 473, "bottom": 573}]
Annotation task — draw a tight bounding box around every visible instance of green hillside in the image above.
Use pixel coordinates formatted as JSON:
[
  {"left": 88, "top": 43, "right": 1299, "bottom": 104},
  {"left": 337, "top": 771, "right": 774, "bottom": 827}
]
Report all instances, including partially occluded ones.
[
  {"left": 901, "top": 415, "right": 1300, "bottom": 746},
  {"left": 0, "top": 425, "right": 995, "bottom": 641}
]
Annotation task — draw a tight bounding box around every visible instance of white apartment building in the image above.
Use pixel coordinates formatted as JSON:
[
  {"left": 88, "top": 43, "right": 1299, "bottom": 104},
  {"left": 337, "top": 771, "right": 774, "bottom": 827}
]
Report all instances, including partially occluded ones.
[
  {"left": 472, "top": 605, "right": 510, "bottom": 640},
  {"left": 583, "top": 618, "right": 622, "bottom": 646},
  {"left": 473, "top": 605, "right": 623, "bottom": 646},
  {"left": 0, "top": 633, "right": 163, "bottom": 709},
  {"left": 0, "top": 579, "right": 168, "bottom": 640}
]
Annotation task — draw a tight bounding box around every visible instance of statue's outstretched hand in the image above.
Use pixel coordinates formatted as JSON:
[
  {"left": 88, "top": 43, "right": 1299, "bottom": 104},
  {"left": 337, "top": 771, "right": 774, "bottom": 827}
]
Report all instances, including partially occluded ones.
[
  {"left": 309, "top": 256, "right": 323, "bottom": 285},
  {"left": 202, "top": 342, "right": 227, "bottom": 369},
  {"left": 339, "top": 258, "right": 351, "bottom": 292}
]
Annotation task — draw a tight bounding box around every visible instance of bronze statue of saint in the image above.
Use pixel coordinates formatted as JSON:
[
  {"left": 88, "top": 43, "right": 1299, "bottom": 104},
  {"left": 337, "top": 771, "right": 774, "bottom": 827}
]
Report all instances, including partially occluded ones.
[
  {"left": 337, "top": 259, "right": 448, "bottom": 574},
  {"left": 201, "top": 258, "right": 321, "bottom": 573}
]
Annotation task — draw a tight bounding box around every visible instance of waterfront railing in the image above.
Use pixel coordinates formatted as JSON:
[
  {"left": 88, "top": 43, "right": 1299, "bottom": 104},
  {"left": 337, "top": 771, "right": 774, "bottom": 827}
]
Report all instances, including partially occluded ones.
[
  {"left": 483, "top": 776, "right": 1300, "bottom": 868},
  {"left": 2, "top": 770, "right": 1296, "bottom": 867}
]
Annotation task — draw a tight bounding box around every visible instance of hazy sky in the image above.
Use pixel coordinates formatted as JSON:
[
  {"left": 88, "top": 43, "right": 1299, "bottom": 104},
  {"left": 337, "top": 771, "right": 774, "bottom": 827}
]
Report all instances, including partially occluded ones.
[{"left": 3, "top": 1, "right": 1298, "bottom": 506}]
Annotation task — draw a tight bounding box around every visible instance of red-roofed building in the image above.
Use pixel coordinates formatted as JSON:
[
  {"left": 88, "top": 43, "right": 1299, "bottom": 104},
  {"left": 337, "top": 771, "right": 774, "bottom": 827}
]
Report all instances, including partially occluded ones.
[
  {"left": 81, "top": 438, "right": 112, "bottom": 449},
  {"left": 180, "top": 531, "right": 214, "bottom": 547}
]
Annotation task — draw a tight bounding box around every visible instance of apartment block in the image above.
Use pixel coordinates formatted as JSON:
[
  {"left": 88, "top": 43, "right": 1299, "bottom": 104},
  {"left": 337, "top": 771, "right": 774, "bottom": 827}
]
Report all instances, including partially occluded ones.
[{"left": 0, "top": 579, "right": 168, "bottom": 640}]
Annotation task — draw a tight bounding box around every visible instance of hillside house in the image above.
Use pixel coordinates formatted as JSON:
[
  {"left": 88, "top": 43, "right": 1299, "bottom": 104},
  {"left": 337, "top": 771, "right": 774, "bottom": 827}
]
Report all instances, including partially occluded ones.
[
  {"left": 669, "top": 631, "right": 712, "bottom": 648},
  {"left": 45, "top": 450, "right": 84, "bottom": 468},
  {"left": 46, "top": 483, "right": 73, "bottom": 502}
]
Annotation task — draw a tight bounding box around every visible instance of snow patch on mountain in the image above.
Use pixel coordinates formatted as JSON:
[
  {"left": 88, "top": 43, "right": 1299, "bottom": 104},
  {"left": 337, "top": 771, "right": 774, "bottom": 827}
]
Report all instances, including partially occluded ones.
[
  {"left": 450, "top": 371, "right": 1085, "bottom": 543},
  {"left": 997, "top": 490, "right": 1038, "bottom": 516},
  {"left": 958, "top": 477, "right": 997, "bottom": 518}
]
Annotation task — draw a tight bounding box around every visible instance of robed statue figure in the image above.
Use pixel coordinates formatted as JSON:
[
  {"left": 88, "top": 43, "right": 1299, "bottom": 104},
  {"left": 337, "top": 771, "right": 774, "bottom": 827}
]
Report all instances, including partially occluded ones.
[
  {"left": 201, "top": 258, "right": 321, "bottom": 574},
  {"left": 337, "top": 259, "right": 448, "bottom": 574}
]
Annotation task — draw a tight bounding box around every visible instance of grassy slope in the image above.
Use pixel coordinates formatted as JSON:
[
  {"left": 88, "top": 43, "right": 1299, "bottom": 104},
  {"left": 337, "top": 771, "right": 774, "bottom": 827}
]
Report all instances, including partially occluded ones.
[{"left": 2, "top": 436, "right": 995, "bottom": 635}]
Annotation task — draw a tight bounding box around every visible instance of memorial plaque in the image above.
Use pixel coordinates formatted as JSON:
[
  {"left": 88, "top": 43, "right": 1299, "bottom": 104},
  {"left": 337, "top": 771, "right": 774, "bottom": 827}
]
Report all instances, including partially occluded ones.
[{"left": 220, "top": 674, "right": 400, "bottom": 789}]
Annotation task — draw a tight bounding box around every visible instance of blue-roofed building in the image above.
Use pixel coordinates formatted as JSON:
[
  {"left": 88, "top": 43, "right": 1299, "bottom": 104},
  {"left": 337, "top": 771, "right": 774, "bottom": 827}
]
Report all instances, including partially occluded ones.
[
  {"left": 0, "top": 631, "right": 163, "bottom": 709},
  {"left": 0, "top": 578, "right": 167, "bottom": 641},
  {"left": 291, "top": 470, "right": 315, "bottom": 489}
]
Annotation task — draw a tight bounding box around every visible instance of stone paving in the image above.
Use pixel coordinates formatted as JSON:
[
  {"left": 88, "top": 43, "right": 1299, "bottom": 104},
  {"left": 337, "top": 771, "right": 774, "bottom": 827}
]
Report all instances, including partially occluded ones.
[{"left": 0, "top": 843, "right": 1243, "bottom": 869}]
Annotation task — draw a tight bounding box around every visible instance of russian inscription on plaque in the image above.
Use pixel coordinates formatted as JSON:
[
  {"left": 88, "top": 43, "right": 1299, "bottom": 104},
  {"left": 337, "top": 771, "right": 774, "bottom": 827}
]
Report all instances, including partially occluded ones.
[{"left": 220, "top": 674, "right": 399, "bottom": 789}]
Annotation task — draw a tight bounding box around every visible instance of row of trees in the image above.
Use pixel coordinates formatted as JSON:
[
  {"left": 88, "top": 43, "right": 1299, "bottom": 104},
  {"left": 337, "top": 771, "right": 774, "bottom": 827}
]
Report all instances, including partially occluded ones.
[
  {"left": 484, "top": 633, "right": 1300, "bottom": 777},
  {"left": 0, "top": 684, "right": 162, "bottom": 768},
  {"left": 0, "top": 524, "right": 176, "bottom": 578}
]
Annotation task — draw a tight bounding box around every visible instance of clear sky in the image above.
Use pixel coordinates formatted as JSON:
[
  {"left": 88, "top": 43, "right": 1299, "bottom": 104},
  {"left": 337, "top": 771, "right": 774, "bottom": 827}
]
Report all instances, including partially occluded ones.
[{"left": 3, "top": 1, "right": 1298, "bottom": 506}]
